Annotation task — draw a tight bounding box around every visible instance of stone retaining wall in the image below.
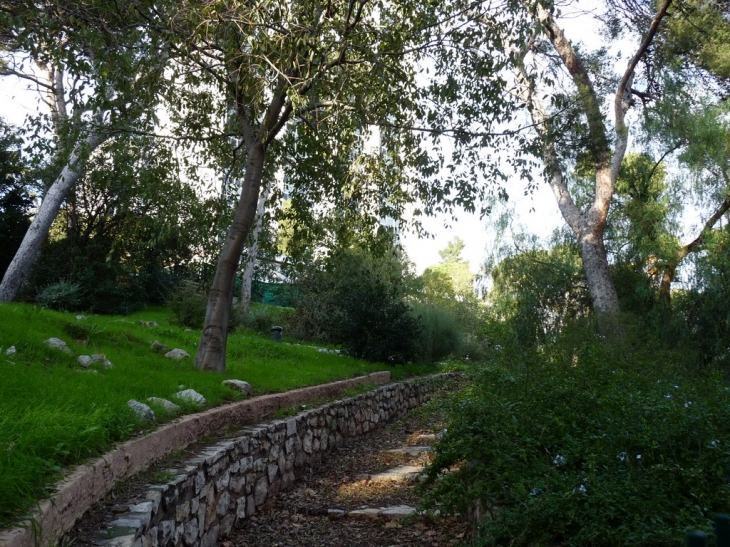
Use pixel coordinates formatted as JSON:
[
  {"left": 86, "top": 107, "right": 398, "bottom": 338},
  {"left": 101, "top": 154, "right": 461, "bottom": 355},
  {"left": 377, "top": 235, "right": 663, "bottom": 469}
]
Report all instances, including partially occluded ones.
[
  {"left": 0, "top": 372, "right": 392, "bottom": 547},
  {"left": 92, "top": 375, "right": 451, "bottom": 547}
]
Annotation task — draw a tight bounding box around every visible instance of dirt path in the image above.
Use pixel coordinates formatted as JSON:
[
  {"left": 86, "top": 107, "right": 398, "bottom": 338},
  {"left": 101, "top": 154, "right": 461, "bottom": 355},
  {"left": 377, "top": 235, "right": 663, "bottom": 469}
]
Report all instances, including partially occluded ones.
[{"left": 221, "top": 403, "right": 469, "bottom": 547}]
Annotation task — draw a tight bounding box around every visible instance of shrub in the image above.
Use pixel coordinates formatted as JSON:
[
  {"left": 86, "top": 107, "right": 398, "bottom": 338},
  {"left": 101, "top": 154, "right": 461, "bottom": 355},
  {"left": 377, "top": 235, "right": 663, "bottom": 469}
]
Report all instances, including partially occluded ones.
[
  {"left": 291, "top": 245, "right": 422, "bottom": 363},
  {"left": 411, "top": 303, "right": 461, "bottom": 363},
  {"left": 166, "top": 282, "right": 207, "bottom": 329},
  {"left": 423, "top": 329, "right": 730, "bottom": 546},
  {"left": 35, "top": 280, "right": 83, "bottom": 311}
]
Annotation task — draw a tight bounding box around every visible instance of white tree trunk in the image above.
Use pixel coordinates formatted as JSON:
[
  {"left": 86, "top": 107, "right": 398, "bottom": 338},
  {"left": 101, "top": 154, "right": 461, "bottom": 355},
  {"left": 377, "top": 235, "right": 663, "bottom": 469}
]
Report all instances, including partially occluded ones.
[
  {"left": 0, "top": 131, "right": 105, "bottom": 302},
  {"left": 239, "top": 183, "right": 271, "bottom": 321}
]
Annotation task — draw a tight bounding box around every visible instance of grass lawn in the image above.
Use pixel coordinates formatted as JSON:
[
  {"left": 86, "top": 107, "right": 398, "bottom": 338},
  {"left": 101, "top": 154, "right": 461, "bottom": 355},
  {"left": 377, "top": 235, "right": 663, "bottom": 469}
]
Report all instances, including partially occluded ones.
[{"left": 0, "top": 303, "right": 436, "bottom": 528}]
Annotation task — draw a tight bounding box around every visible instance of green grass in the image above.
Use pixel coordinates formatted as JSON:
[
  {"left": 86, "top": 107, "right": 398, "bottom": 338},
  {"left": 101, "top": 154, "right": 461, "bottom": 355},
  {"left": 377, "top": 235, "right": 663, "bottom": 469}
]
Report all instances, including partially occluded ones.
[{"left": 0, "top": 303, "right": 437, "bottom": 528}]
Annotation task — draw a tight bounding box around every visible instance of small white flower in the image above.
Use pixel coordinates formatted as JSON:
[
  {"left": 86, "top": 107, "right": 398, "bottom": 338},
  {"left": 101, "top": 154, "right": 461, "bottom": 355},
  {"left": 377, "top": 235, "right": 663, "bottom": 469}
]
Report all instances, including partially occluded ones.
[
  {"left": 494, "top": 345, "right": 502, "bottom": 351},
  {"left": 709, "top": 439, "right": 720, "bottom": 448},
  {"left": 530, "top": 488, "right": 541, "bottom": 496},
  {"left": 573, "top": 484, "right": 587, "bottom": 494},
  {"left": 617, "top": 452, "right": 627, "bottom": 462},
  {"left": 684, "top": 401, "right": 693, "bottom": 408},
  {"left": 665, "top": 394, "right": 672, "bottom": 399},
  {"left": 636, "top": 454, "right": 642, "bottom": 460},
  {"left": 552, "top": 454, "right": 566, "bottom": 466},
  {"left": 674, "top": 385, "right": 680, "bottom": 389}
]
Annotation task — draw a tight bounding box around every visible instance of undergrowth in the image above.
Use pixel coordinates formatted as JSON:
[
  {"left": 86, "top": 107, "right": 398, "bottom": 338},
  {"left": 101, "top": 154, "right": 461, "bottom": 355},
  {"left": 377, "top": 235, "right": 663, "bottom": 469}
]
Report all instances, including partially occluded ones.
[{"left": 423, "top": 325, "right": 730, "bottom": 546}]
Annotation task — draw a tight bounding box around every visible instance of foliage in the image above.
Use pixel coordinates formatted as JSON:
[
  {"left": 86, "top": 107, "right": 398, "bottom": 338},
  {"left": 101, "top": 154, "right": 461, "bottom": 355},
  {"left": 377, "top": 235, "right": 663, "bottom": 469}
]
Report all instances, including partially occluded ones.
[
  {"left": 291, "top": 242, "right": 422, "bottom": 364},
  {"left": 166, "top": 282, "right": 208, "bottom": 329},
  {"left": 0, "top": 119, "right": 31, "bottom": 279},
  {"left": 423, "top": 328, "right": 730, "bottom": 546},
  {"left": 485, "top": 242, "right": 591, "bottom": 346},
  {"left": 35, "top": 280, "right": 83, "bottom": 312},
  {"left": 410, "top": 303, "right": 461, "bottom": 363},
  {"left": 18, "top": 135, "right": 217, "bottom": 315},
  {"left": 0, "top": 302, "right": 401, "bottom": 528}
]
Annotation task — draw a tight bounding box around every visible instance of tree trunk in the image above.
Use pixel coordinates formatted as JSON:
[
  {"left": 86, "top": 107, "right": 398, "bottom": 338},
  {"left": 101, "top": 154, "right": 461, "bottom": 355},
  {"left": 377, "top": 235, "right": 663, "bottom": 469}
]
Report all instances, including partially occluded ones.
[
  {"left": 0, "top": 131, "right": 105, "bottom": 303},
  {"left": 658, "top": 195, "right": 730, "bottom": 305},
  {"left": 195, "top": 143, "right": 267, "bottom": 372},
  {"left": 577, "top": 229, "right": 620, "bottom": 333},
  {"left": 238, "top": 183, "right": 270, "bottom": 322}
]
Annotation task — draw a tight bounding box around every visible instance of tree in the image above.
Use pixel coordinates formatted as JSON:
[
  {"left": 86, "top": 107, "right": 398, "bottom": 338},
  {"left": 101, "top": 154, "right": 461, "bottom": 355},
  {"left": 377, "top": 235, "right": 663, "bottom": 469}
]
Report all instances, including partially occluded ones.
[
  {"left": 509, "top": 1, "right": 673, "bottom": 333},
  {"left": 0, "top": 0, "right": 168, "bottom": 302},
  {"left": 0, "top": 119, "right": 30, "bottom": 278},
  {"left": 156, "top": 0, "right": 432, "bottom": 371}
]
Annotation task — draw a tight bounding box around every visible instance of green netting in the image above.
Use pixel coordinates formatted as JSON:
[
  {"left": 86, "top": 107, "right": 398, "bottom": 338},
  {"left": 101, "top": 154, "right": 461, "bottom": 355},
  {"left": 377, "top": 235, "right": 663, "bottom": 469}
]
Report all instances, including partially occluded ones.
[{"left": 251, "top": 281, "right": 296, "bottom": 308}]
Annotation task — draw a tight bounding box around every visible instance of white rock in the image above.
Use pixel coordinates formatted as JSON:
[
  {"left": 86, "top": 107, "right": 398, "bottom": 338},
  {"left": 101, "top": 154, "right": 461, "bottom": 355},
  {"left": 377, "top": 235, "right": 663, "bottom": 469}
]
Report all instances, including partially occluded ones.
[
  {"left": 164, "top": 348, "right": 190, "bottom": 360},
  {"left": 44, "top": 338, "right": 71, "bottom": 354},
  {"left": 138, "top": 321, "right": 159, "bottom": 327},
  {"left": 77, "top": 355, "right": 94, "bottom": 368},
  {"left": 146, "top": 397, "right": 181, "bottom": 413},
  {"left": 5, "top": 346, "right": 16, "bottom": 356},
  {"left": 173, "top": 389, "right": 206, "bottom": 405},
  {"left": 222, "top": 379, "right": 252, "bottom": 395},
  {"left": 128, "top": 400, "right": 156, "bottom": 421},
  {"left": 91, "top": 354, "right": 114, "bottom": 368}
]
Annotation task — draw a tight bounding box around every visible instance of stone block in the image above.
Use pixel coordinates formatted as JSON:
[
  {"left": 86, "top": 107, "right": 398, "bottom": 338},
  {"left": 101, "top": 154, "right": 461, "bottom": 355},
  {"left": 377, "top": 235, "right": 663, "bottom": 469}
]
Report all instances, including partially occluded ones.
[
  {"left": 219, "top": 514, "right": 236, "bottom": 537},
  {"left": 267, "top": 464, "right": 279, "bottom": 483},
  {"left": 182, "top": 519, "right": 199, "bottom": 545},
  {"left": 254, "top": 477, "right": 268, "bottom": 507},
  {"left": 175, "top": 501, "right": 190, "bottom": 522},
  {"left": 216, "top": 491, "right": 230, "bottom": 517},
  {"left": 199, "top": 524, "right": 219, "bottom": 547}
]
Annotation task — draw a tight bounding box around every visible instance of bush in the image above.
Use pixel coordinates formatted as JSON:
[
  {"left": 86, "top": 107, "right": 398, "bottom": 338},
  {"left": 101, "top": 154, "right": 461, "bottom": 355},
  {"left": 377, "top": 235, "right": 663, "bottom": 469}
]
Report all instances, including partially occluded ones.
[
  {"left": 423, "top": 329, "right": 730, "bottom": 546},
  {"left": 291, "top": 246, "right": 422, "bottom": 363},
  {"left": 35, "top": 280, "right": 83, "bottom": 311},
  {"left": 411, "top": 303, "right": 461, "bottom": 362},
  {"left": 166, "top": 282, "right": 207, "bottom": 329}
]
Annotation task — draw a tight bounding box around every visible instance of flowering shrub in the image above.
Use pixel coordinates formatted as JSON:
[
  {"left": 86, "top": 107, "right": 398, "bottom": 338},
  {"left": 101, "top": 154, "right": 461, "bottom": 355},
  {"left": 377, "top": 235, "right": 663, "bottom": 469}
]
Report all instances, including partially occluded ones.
[{"left": 423, "top": 330, "right": 730, "bottom": 546}]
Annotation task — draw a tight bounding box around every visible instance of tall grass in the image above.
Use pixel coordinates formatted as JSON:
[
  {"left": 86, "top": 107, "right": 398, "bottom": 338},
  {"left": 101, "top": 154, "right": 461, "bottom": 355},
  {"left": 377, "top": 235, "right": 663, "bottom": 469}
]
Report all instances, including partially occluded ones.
[{"left": 0, "top": 303, "right": 432, "bottom": 528}]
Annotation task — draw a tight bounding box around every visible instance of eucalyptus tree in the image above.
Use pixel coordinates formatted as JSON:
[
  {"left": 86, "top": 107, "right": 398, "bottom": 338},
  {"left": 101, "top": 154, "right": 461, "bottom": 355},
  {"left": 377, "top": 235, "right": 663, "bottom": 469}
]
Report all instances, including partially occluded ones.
[
  {"left": 0, "top": 1, "right": 168, "bottom": 302},
  {"left": 421, "top": 0, "right": 676, "bottom": 334},
  {"left": 156, "top": 0, "right": 434, "bottom": 372}
]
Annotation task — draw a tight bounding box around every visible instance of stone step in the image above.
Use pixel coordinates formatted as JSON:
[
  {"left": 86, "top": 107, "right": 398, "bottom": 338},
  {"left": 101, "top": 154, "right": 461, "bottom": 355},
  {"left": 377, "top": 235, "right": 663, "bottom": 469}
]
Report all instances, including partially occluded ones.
[
  {"left": 355, "top": 465, "right": 423, "bottom": 483},
  {"left": 385, "top": 446, "right": 431, "bottom": 456},
  {"left": 346, "top": 505, "right": 417, "bottom": 520}
]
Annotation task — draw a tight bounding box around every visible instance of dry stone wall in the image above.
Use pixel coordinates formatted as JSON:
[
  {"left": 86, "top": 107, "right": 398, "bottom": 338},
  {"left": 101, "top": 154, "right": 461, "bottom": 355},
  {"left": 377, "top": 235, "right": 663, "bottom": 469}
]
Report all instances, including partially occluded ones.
[{"left": 93, "top": 375, "right": 450, "bottom": 547}]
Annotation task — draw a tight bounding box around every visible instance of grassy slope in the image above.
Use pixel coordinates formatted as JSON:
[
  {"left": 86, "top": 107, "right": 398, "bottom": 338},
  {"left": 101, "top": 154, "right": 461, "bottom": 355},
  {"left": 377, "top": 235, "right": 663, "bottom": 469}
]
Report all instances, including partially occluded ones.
[{"left": 0, "top": 303, "right": 431, "bottom": 527}]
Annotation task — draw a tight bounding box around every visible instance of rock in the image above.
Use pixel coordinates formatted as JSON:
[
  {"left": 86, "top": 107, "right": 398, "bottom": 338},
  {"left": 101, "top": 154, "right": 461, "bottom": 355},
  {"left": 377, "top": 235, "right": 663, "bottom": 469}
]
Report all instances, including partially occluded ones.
[
  {"left": 222, "top": 379, "right": 252, "bottom": 395},
  {"left": 164, "top": 348, "right": 190, "bottom": 360},
  {"left": 138, "top": 321, "right": 159, "bottom": 327},
  {"left": 91, "top": 354, "right": 114, "bottom": 368},
  {"left": 173, "top": 389, "right": 206, "bottom": 405},
  {"left": 5, "top": 346, "right": 16, "bottom": 356},
  {"left": 77, "top": 355, "right": 94, "bottom": 368},
  {"left": 44, "top": 337, "right": 71, "bottom": 354},
  {"left": 127, "top": 400, "right": 155, "bottom": 422},
  {"left": 146, "top": 397, "right": 181, "bottom": 413},
  {"left": 150, "top": 340, "right": 169, "bottom": 353}
]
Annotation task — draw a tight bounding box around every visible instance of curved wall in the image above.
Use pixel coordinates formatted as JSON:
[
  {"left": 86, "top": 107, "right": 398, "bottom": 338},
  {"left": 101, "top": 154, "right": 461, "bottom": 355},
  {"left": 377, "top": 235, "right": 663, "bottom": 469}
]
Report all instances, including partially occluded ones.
[
  {"left": 88, "top": 375, "right": 450, "bottom": 547},
  {"left": 0, "top": 372, "right": 393, "bottom": 547}
]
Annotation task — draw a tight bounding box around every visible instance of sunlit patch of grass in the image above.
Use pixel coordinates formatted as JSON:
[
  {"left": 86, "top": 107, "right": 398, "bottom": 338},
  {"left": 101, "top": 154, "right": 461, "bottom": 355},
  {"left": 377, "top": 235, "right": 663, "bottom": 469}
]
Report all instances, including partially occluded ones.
[{"left": 0, "top": 303, "right": 439, "bottom": 528}]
